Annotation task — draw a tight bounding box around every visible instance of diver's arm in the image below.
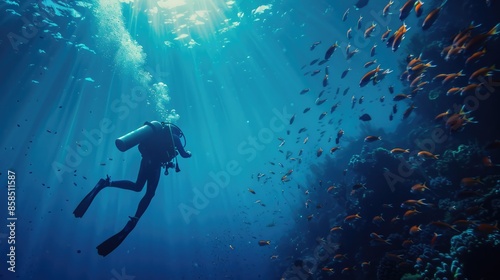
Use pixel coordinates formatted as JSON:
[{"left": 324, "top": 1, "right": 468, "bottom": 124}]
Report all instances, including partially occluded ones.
[{"left": 173, "top": 135, "right": 191, "bottom": 158}]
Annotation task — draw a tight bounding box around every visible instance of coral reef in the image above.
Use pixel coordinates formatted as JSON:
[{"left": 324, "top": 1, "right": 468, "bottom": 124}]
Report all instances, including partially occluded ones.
[
  {"left": 349, "top": 147, "right": 411, "bottom": 191},
  {"left": 435, "top": 144, "right": 483, "bottom": 177},
  {"left": 376, "top": 250, "right": 411, "bottom": 280},
  {"left": 450, "top": 229, "right": 500, "bottom": 280},
  {"left": 428, "top": 176, "right": 452, "bottom": 189},
  {"left": 400, "top": 273, "right": 422, "bottom": 280}
]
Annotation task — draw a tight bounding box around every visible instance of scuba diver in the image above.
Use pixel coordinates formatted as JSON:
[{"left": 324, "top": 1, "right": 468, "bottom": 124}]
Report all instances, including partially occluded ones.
[{"left": 73, "top": 121, "right": 191, "bottom": 256}]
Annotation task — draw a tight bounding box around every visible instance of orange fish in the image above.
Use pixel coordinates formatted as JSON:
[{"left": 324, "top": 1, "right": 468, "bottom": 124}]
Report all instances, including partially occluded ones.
[
  {"left": 402, "top": 239, "right": 414, "bottom": 248},
  {"left": 401, "top": 199, "right": 428, "bottom": 208},
  {"left": 389, "top": 23, "right": 409, "bottom": 52},
  {"left": 407, "top": 53, "right": 423, "bottom": 68},
  {"left": 381, "top": 27, "right": 392, "bottom": 41},
  {"left": 414, "top": 0, "right": 424, "bottom": 17},
  {"left": 330, "top": 226, "right": 343, "bottom": 232},
  {"left": 410, "top": 62, "right": 435, "bottom": 73},
  {"left": 475, "top": 222, "right": 499, "bottom": 234},
  {"left": 464, "top": 23, "right": 500, "bottom": 54},
  {"left": 346, "top": 47, "right": 359, "bottom": 60},
  {"left": 330, "top": 147, "right": 340, "bottom": 154},
  {"left": 371, "top": 236, "right": 391, "bottom": 246},
  {"left": 361, "top": 261, "right": 371, "bottom": 270},
  {"left": 416, "top": 81, "right": 429, "bottom": 88},
  {"left": 364, "top": 135, "right": 381, "bottom": 142},
  {"left": 430, "top": 221, "right": 460, "bottom": 232},
  {"left": 391, "top": 29, "right": 405, "bottom": 52},
  {"left": 461, "top": 177, "right": 484, "bottom": 187},
  {"left": 353, "top": 183, "right": 365, "bottom": 191},
  {"left": 346, "top": 27, "right": 353, "bottom": 40},
  {"left": 372, "top": 215, "right": 385, "bottom": 225},
  {"left": 281, "top": 175, "right": 289, "bottom": 183},
  {"left": 334, "top": 254, "right": 348, "bottom": 261},
  {"left": 324, "top": 42, "right": 339, "bottom": 60},
  {"left": 446, "top": 87, "right": 462, "bottom": 96},
  {"left": 453, "top": 22, "right": 481, "bottom": 46},
  {"left": 411, "top": 88, "right": 423, "bottom": 95},
  {"left": 454, "top": 31, "right": 471, "bottom": 47},
  {"left": 411, "top": 182, "right": 430, "bottom": 193},
  {"left": 341, "top": 267, "right": 355, "bottom": 274},
  {"left": 390, "top": 148, "right": 410, "bottom": 154},
  {"left": 370, "top": 232, "right": 384, "bottom": 240},
  {"left": 459, "top": 83, "right": 482, "bottom": 96},
  {"left": 337, "top": 129, "right": 344, "bottom": 138},
  {"left": 482, "top": 156, "right": 493, "bottom": 167},
  {"left": 327, "top": 185, "right": 336, "bottom": 192},
  {"left": 465, "top": 48, "right": 487, "bottom": 65},
  {"left": 371, "top": 44, "right": 377, "bottom": 57},
  {"left": 403, "top": 209, "right": 421, "bottom": 220},
  {"left": 258, "top": 240, "right": 271, "bottom": 246},
  {"left": 359, "top": 65, "right": 381, "bottom": 87},
  {"left": 393, "top": 94, "right": 412, "bottom": 101},
  {"left": 435, "top": 110, "right": 451, "bottom": 121},
  {"left": 445, "top": 45, "right": 465, "bottom": 61},
  {"left": 364, "top": 22, "right": 377, "bottom": 38},
  {"left": 432, "top": 73, "right": 448, "bottom": 82},
  {"left": 417, "top": 151, "right": 439, "bottom": 159},
  {"left": 469, "top": 64, "right": 499, "bottom": 81},
  {"left": 442, "top": 70, "right": 465, "bottom": 85},
  {"left": 322, "top": 267, "right": 334, "bottom": 272},
  {"left": 440, "top": 45, "right": 453, "bottom": 57},
  {"left": 344, "top": 213, "right": 362, "bottom": 222},
  {"left": 409, "top": 74, "right": 425, "bottom": 88},
  {"left": 446, "top": 108, "right": 477, "bottom": 131},
  {"left": 400, "top": 0, "right": 417, "bottom": 20},
  {"left": 422, "top": 0, "right": 448, "bottom": 30},
  {"left": 318, "top": 112, "right": 327, "bottom": 120},
  {"left": 364, "top": 59, "right": 378, "bottom": 68},
  {"left": 386, "top": 253, "right": 405, "bottom": 262},
  {"left": 383, "top": 0, "right": 394, "bottom": 17},
  {"left": 391, "top": 215, "right": 401, "bottom": 223},
  {"left": 342, "top": 8, "right": 349, "bottom": 22},
  {"left": 403, "top": 104, "right": 417, "bottom": 119},
  {"left": 409, "top": 225, "right": 422, "bottom": 235}
]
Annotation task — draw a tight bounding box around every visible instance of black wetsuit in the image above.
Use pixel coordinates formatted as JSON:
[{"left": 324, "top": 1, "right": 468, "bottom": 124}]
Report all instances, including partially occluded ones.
[{"left": 109, "top": 124, "right": 190, "bottom": 219}]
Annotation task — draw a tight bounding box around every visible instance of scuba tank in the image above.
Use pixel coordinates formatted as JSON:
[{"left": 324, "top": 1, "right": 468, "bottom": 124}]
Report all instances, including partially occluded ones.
[
  {"left": 116, "top": 121, "right": 187, "bottom": 175},
  {"left": 115, "top": 121, "right": 164, "bottom": 152}
]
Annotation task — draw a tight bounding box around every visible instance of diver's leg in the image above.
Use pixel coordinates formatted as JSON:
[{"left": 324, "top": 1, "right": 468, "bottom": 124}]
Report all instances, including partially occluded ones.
[
  {"left": 108, "top": 158, "right": 148, "bottom": 192},
  {"left": 132, "top": 164, "right": 161, "bottom": 219},
  {"left": 73, "top": 176, "right": 111, "bottom": 218}
]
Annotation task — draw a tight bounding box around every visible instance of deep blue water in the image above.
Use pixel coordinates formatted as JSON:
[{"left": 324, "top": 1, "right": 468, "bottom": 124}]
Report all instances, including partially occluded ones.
[{"left": 1, "top": 0, "right": 500, "bottom": 279}]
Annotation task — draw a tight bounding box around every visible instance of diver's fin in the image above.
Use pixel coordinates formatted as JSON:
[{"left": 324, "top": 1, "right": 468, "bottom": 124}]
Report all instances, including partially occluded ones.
[
  {"left": 97, "top": 218, "right": 137, "bottom": 257},
  {"left": 73, "top": 176, "right": 110, "bottom": 218}
]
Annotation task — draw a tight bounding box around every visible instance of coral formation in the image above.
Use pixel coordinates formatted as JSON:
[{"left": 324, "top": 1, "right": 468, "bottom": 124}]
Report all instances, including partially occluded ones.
[
  {"left": 450, "top": 229, "right": 500, "bottom": 279},
  {"left": 435, "top": 144, "right": 483, "bottom": 177}
]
